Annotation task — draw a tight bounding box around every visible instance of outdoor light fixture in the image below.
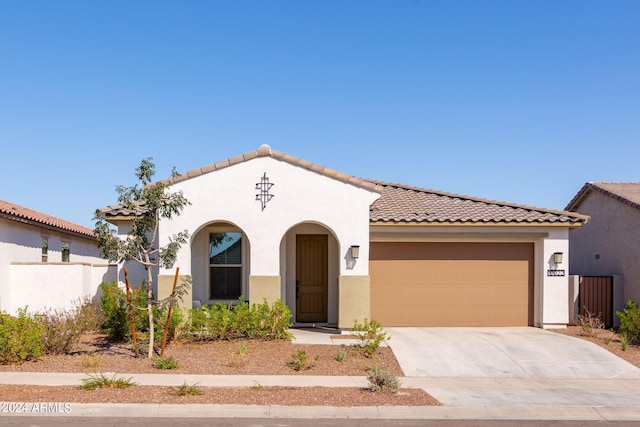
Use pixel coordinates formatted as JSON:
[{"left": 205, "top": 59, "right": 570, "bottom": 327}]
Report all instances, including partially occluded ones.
[
  {"left": 350, "top": 245, "right": 360, "bottom": 259},
  {"left": 553, "top": 252, "right": 563, "bottom": 264}
]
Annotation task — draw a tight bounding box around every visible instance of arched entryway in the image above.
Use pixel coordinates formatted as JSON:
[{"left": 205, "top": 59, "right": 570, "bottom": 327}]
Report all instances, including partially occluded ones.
[{"left": 281, "top": 222, "right": 339, "bottom": 325}]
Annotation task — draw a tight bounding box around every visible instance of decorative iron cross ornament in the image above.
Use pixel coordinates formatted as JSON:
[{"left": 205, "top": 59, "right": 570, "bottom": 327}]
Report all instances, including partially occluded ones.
[{"left": 255, "top": 172, "right": 274, "bottom": 211}]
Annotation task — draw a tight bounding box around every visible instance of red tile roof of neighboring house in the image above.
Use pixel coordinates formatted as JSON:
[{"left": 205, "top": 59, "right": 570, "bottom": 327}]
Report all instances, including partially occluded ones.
[
  {"left": 98, "top": 145, "right": 590, "bottom": 226},
  {"left": 566, "top": 182, "right": 640, "bottom": 212},
  {"left": 369, "top": 180, "right": 588, "bottom": 225},
  {"left": 0, "top": 199, "right": 95, "bottom": 238}
]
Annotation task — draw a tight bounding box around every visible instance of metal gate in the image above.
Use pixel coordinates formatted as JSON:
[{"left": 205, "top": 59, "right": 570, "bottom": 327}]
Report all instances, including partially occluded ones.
[{"left": 579, "top": 276, "right": 613, "bottom": 328}]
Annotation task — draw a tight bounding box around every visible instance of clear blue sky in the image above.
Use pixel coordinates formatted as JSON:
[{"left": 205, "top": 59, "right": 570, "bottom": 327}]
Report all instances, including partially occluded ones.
[{"left": 1, "top": 1, "right": 638, "bottom": 228}]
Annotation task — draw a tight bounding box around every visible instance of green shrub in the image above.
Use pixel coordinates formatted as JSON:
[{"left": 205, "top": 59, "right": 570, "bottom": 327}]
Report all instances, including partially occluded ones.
[
  {"left": 620, "top": 332, "right": 630, "bottom": 351},
  {"left": 336, "top": 345, "right": 348, "bottom": 362},
  {"left": 366, "top": 366, "right": 401, "bottom": 393},
  {"left": 153, "top": 356, "right": 179, "bottom": 370},
  {"left": 617, "top": 299, "right": 640, "bottom": 344},
  {"left": 287, "top": 350, "right": 318, "bottom": 371},
  {"left": 0, "top": 308, "right": 44, "bottom": 364},
  {"left": 188, "top": 298, "right": 292, "bottom": 341},
  {"left": 99, "top": 281, "right": 129, "bottom": 341},
  {"left": 152, "top": 306, "right": 185, "bottom": 343},
  {"left": 352, "top": 318, "right": 389, "bottom": 357},
  {"left": 99, "top": 281, "right": 147, "bottom": 342}
]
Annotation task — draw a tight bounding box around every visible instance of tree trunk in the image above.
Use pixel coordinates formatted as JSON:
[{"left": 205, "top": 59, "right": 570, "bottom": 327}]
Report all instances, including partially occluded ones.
[{"left": 147, "top": 264, "right": 154, "bottom": 359}]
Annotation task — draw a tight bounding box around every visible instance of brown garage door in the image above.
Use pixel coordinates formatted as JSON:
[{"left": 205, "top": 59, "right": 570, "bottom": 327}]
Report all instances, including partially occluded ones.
[{"left": 370, "top": 242, "right": 534, "bottom": 326}]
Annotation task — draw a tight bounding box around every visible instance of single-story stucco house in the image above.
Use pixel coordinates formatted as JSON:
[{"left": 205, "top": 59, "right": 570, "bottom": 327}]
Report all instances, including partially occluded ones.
[
  {"left": 0, "top": 199, "right": 116, "bottom": 315},
  {"left": 99, "top": 145, "right": 589, "bottom": 329},
  {"left": 566, "top": 182, "right": 640, "bottom": 318}
]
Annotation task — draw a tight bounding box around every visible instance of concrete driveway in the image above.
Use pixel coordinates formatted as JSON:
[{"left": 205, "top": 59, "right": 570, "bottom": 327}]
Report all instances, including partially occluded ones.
[
  {"left": 385, "top": 327, "right": 640, "bottom": 378},
  {"left": 385, "top": 327, "right": 640, "bottom": 408}
]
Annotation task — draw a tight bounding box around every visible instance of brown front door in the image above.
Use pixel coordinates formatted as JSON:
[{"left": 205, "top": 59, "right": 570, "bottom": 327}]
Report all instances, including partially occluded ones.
[{"left": 296, "top": 234, "right": 328, "bottom": 322}]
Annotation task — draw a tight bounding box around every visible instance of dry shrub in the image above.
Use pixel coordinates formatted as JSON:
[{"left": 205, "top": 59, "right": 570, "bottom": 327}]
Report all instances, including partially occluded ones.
[
  {"left": 226, "top": 353, "right": 248, "bottom": 368},
  {"left": 79, "top": 354, "right": 103, "bottom": 370},
  {"left": 577, "top": 309, "right": 604, "bottom": 337}
]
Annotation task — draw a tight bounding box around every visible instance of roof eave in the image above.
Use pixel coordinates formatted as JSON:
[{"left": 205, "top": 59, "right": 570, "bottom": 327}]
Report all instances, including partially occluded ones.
[
  {"left": 157, "top": 145, "right": 384, "bottom": 195},
  {"left": 369, "top": 220, "right": 588, "bottom": 227},
  {"left": 0, "top": 212, "right": 96, "bottom": 240},
  {"left": 565, "top": 183, "right": 592, "bottom": 211}
]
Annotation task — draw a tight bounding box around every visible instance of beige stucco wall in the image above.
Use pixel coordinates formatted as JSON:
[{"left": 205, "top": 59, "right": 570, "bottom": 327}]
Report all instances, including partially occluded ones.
[
  {"left": 569, "top": 191, "right": 639, "bottom": 307},
  {"left": 337, "top": 275, "right": 370, "bottom": 329},
  {"left": 158, "top": 274, "right": 193, "bottom": 310},
  {"left": 249, "top": 275, "right": 281, "bottom": 304}
]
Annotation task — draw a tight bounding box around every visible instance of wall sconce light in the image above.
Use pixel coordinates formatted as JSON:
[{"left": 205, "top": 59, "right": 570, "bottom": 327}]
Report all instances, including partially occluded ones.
[
  {"left": 350, "top": 245, "right": 360, "bottom": 259},
  {"left": 553, "top": 252, "right": 563, "bottom": 264}
]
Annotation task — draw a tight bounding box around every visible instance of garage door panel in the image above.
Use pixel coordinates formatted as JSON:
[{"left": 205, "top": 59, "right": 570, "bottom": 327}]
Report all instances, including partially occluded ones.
[
  {"left": 372, "top": 301, "right": 530, "bottom": 326},
  {"left": 371, "top": 283, "right": 528, "bottom": 305},
  {"left": 370, "top": 242, "right": 534, "bottom": 327}
]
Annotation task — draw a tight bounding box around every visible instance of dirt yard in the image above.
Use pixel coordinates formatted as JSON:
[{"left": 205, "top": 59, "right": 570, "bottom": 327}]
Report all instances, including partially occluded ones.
[{"left": 0, "top": 332, "right": 439, "bottom": 406}]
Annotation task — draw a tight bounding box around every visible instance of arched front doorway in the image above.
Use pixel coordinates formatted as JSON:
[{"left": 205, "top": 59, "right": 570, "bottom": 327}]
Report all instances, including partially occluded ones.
[{"left": 282, "top": 222, "right": 338, "bottom": 325}]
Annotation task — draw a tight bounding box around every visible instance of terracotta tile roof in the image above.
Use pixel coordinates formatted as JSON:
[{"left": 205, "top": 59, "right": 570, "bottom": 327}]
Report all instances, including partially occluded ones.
[
  {"left": 566, "top": 182, "right": 640, "bottom": 212},
  {"left": 370, "top": 180, "right": 589, "bottom": 225},
  {"left": 0, "top": 199, "right": 95, "bottom": 238},
  {"left": 96, "top": 203, "right": 147, "bottom": 220},
  {"left": 98, "top": 145, "right": 589, "bottom": 226}
]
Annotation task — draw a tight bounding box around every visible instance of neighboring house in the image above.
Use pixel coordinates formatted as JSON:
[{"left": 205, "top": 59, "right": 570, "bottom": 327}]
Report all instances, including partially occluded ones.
[
  {"left": 99, "top": 145, "right": 589, "bottom": 329},
  {"left": 0, "top": 199, "right": 116, "bottom": 315},
  {"left": 566, "top": 182, "right": 640, "bottom": 316}
]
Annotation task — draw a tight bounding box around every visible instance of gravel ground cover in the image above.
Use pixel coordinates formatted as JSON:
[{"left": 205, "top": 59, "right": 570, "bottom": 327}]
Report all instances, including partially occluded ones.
[{"left": 0, "top": 332, "right": 439, "bottom": 406}]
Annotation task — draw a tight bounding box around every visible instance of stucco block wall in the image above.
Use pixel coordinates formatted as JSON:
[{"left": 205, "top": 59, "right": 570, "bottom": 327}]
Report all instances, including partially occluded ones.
[
  {"left": 8, "top": 263, "right": 116, "bottom": 315},
  {"left": 569, "top": 191, "right": 640, "bottom": 304},
  {"left": 0, "top": 218, "right": 109, "bottom": 313},
  {"left": 249, "top": 275, "right": 281, "bottom": 304},
  {"left": 157, "top": 274, "right": 193, "bottom": 310},
  {"left": 338, "top": 275, "right": 370, "bottom": 329},
  {"left": 538, "top": 229, "right": 570, "bottom": 328}
]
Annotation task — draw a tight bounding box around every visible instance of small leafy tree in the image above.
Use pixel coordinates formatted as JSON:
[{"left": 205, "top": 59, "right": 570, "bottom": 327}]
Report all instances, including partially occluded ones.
[{"left": 94, "top": 158, "right": 190, "bottom": 358}]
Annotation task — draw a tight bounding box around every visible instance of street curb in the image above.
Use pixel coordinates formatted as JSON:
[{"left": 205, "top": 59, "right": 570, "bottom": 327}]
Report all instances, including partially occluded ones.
[{"left": 3, "top": 403, "right": 640, "bottom": 421}]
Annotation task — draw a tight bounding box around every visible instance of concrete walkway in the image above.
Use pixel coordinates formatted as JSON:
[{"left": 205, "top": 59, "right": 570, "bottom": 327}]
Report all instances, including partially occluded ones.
[{"left": 1, "top": 328, "right": 639, "bottom": 420}]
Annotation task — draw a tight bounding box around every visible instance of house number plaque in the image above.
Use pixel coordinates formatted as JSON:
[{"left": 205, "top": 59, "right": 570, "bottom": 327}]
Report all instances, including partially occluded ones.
[{"left": 547, "top": 270, "right": 565, "bottom": 277}]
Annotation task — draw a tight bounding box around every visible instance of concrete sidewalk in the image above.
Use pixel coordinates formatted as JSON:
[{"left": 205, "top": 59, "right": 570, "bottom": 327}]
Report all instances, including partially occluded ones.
[{"left": 1, "top": 371, "right": 640, "bottom": 421}]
